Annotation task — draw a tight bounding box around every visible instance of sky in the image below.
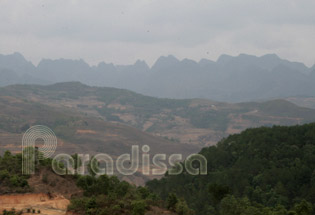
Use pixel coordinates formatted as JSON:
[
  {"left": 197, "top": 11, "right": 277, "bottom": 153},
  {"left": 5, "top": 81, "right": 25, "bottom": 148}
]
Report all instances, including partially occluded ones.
[{"left": 0, "top": 0, "right": 315, "bottom": 67}]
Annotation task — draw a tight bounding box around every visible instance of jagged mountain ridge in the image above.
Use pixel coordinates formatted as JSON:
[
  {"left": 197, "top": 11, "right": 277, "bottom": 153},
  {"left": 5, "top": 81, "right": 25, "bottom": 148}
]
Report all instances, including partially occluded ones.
[{"left": 1, "top": 52, "right": 315, "bottom": 102}]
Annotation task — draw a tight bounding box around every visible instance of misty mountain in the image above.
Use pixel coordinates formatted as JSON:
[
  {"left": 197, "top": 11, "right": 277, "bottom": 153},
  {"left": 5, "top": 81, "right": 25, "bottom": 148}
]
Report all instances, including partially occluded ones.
[
  {"left": 0, "top": 52, "right": 35, "bottom": 75},
  {"left": 0, "top": 52, "right": 314, "bottom": 102}
]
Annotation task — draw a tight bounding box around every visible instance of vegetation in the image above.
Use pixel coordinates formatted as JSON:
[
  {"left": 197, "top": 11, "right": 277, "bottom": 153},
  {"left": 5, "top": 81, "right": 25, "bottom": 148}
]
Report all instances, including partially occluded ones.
[
  {"left": 68, "top": 174, "right": 164, "bottom": 215},
  {"left": 1, "top": 209, "right": 23, "bottom": 215},
  {"left": 147, "top": 123, "right": 315, "bottom": 215},
  {"left": 0, "top": 148, "right": 186, "bottom": 215},
  {"left": 0, "top": 151, "right": 30, "bottom": 193},
  {"left": 66, "top": 152, "right": 192, "bottom": 214}
]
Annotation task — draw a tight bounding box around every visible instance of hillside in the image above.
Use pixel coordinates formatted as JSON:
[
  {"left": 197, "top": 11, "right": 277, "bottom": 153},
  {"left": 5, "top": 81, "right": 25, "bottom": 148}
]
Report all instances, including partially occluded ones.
[
  {"left": 0, "top": 151, "right": 181, "bottom": 215},
  {"left": 0, "top": 151, "right": 80, "bottom": 214},
  {"left": 147, "top": 123, "right": 315, "bottom": 215},
  {"left": 2, "top": 123, "right": 315, "bottom": 214},
  {"left": 2, "top": 82, "right": 315, "bottom": 147},
  {"left": 2, "top": 83, "right": 315, "bottom": 214},
  {"left": 0, "top": 91, "right": 197, "bottom": 185},
  {"left": 1, "top": 53, "right": 315, "bottom": 102}
]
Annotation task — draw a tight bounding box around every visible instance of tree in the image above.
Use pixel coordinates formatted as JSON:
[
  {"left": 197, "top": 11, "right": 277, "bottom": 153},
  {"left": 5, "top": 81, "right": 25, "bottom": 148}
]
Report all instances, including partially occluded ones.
[
  {"left": 208, "top": 183, "right": 230, "bottom": 205},
  {"left": 131, "top": 200, "right": 147, "bottom": 215},
  {"left": 167, "top": 193, "right": 178, "bottom": 211},
  {"left": 294, "top": 200, "right": 313, "bottom": 215},
  {"left": 176, "top": 199, "right": 194, "bottom": 215}
]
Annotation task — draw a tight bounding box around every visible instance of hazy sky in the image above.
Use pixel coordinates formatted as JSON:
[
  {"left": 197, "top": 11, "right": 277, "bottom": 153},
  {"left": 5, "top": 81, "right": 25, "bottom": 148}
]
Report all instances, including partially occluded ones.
[{"left": 0, "top": 0, "right": 315, "bottom": 67}]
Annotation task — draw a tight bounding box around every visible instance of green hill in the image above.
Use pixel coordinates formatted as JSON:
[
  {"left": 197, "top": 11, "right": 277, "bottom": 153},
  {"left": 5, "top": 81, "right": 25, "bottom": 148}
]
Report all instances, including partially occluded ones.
[{"left": 147, "top": 123, "right": 315, "bottom": 215}]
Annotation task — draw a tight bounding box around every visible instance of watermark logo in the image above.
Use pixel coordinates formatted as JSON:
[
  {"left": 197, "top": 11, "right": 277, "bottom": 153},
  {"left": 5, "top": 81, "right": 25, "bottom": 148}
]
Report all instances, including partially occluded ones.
[
  {"left": 22, "top": 125, "right": 57, "bottom": 174},
  {"left": 22, "top": 125, "right": 207, "bottom": 176}
]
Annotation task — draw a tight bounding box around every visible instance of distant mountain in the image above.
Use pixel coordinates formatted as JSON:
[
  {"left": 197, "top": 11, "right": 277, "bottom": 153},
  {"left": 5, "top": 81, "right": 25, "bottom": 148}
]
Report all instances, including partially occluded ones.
[
  {"left": 0, "top": 52, "right": 315, "bottom": 102},
  {"left": 0, "top": 52, "right": 35, "bottom": 75},
  {"left": 0, "top": 53, "right": 49, "bottom": 86},
  {"left": 0, "top": 68, "right": 20, "bottom": 86}
]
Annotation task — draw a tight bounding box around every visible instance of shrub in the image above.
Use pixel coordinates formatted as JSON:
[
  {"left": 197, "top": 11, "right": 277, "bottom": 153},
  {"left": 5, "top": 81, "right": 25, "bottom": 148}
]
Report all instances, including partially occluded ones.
[
  {"left": 131, "top": 200, "right": 147, "bottom": 215},
  {"left": 166, "top": 193, "right": 178, "bottom": 211},
  {"left": 175, "top": 199, "right": 194, "bottom": 215}
]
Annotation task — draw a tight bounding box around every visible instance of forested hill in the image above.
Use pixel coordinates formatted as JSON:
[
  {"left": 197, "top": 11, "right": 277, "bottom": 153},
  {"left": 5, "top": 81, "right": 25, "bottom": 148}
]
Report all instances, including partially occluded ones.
[
  {"left": 0, "top": 150, "right": 187, "bottom": 215},
  {"left": 147, "top": 123, "right": 315, "bottom": 215}
]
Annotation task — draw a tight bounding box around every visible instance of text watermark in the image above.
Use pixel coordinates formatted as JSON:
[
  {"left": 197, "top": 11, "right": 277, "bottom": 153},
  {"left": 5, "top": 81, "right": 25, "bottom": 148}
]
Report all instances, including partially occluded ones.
[{"left": 22, "top": 125, "right": 207, "bottom": 176}]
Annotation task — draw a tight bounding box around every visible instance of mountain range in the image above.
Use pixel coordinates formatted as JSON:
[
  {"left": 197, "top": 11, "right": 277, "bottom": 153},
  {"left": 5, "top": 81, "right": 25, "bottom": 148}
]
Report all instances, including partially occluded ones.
[{"left": 1, "top": 52, "right": 315, "bottom": 102}]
